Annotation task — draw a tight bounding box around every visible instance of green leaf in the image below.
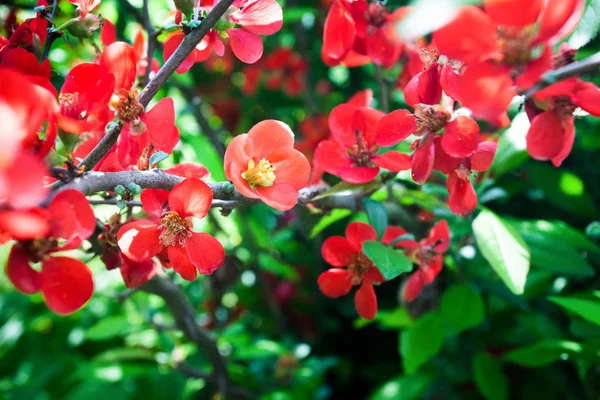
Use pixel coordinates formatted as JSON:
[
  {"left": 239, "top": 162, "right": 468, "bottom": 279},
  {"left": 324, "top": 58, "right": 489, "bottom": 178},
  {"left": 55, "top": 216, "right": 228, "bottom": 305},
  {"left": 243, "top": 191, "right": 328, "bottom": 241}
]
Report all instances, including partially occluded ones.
[
  {"left": 549, "top": 296, "right": 600, "bottom": 325},
  {"left": 473, "top": 209, "right": 530, "bottom": 295},
  {"left": 440, "top": 285, "right": 485, "bottom": 334},
  {"left": 149, "top": 151, "right": 169, "bottom": 167},
  {"left": 85, "top": 316, "right": 131, "bottom": 341},
  {"left": 310, "top": 209, "right": 352, "bottom": 238},
  {"left": 567, "top": 0, "right": 600, "bottom": 49},
  {"left": 473, "top": 352, "right": 508, "bottom": 400},
  {"left": 363, "top": 198, "right": 388, "bottom": 240},
  {"left": 586, "top": 221, "right": 600, "bottom": 239},
  {"left": 369, "top": 373, "right": 434, "bottom": 400},
  {"left": 93, "top": 348, "right": 156, "bottom": 363},
  {"left": 311, "top": 180, "right": 380, "bottom": 201},
  {"left": 504, "top": 340, "right": 582, "bottom": 367},
  {"left": 528, "top": 241, "right": 594, "bottom": 277},
  {"left": 362, "top": 241, "right": 413, "bottom": 280},
  {"left": 355, "top": 308, "right": 414, "bottom": 330},
  {"left": 400, "top": 311, "right": 446, "bottom": 374},
  {"left": 283, "top": 7, "right": 316, "bottom": 22}
]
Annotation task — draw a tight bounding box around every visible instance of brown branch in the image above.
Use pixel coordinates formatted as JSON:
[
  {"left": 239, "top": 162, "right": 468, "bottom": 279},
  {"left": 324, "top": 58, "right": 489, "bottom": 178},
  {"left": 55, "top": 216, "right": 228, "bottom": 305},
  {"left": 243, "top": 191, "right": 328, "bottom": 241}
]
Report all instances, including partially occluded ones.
[
  {"left": 142, "top": 276, "right": 232, "bottom": 396},
  {"left": 141, "top": 0, "right": 155, "bottom": 87},
  {"left": 522, "top": 51, "right": 600, "bottom": 99},
  {"left": 88, "top": 196, "right": 251, "bottom": 209},
  {"left": 48, "top": 170, "right": 367, "bottom": 211}
]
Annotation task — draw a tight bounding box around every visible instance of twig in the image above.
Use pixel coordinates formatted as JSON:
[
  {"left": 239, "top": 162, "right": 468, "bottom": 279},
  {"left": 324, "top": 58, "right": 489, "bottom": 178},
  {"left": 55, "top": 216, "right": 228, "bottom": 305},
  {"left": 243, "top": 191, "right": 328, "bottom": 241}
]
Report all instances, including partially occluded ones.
[
  {"left": 374, "top": 65, "right": 389, "bottom": 113},
  {"left": 141, "top": 0, "right": 155, "bottom": 87},
  {"left": 48, "top": 170, "right": 368, "bottom": 211},
  {"left": 522, "top": 51, "right": 600, "bottom": 99},
  {"left": 41, "top": 0, "right": 59, "bottom": 60},
  {"left": 88, "top": 196, "right": 250, "bottom": 210},
  {"left": 141, "top": 276, "right": 231, "bottom": 396}
]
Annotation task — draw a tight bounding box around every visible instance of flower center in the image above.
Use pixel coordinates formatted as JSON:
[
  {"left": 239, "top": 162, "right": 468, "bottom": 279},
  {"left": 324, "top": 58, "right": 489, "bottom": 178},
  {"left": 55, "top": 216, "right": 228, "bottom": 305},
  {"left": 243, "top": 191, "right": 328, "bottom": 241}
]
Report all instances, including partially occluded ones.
[
  {"left": 59, "top": 92, "right": 83, "bottom": 119},
  {"left": 24, "top": 238, "right": 58, "bottom": 263},
  {"left": 367, "top": 2, "right": 388, "bottom": 29},
  {"left": 497, "top": 26, "right": 536, "bottom": 65},
  {"left": 347, "top": 253, "right": 373, "bottom": 285},
  {"left": 414, "top": 104, "right": 450, "bottom": 135},
  {"left": 111, "top": 89, "right": 145, "bottom": 124},
  {"left": 158, "top": 212, "right": 192, "bottom": 247},
  {"left": 553, "top": 96, "right": 577, "bottom": 120},
  {"left": 241, "top": 158, "right": 277, "bottom": 189},
  {"left": 347, "top": 130, "right": 379, "bottom": 167}
]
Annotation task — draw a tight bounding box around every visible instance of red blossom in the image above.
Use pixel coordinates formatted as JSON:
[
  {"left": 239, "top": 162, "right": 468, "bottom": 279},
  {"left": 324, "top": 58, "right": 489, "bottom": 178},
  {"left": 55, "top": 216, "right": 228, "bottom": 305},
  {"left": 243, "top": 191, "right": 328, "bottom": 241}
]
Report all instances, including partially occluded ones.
[
  {"left": 224, "top": 120, "right": 311, "bottom": 211},
  {"left": 118, "top": 179, "right": 225, "bottom": 281}
]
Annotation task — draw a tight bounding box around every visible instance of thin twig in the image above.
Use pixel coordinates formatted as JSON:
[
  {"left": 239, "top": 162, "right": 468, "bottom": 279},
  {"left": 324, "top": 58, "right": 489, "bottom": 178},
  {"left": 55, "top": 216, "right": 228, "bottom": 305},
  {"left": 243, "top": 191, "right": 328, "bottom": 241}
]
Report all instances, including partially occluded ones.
[
  {"left": 141, "top": 0, "right": 155, "bottom": 87},
  {"left": 41, "top": 0, "right": 59, "bottom": 60},
  {"left": 374, "top": 65, "right": 389, "bottom": 113},
  {"left": 522, "top": 51, "right": 600, "bottom": 99}
]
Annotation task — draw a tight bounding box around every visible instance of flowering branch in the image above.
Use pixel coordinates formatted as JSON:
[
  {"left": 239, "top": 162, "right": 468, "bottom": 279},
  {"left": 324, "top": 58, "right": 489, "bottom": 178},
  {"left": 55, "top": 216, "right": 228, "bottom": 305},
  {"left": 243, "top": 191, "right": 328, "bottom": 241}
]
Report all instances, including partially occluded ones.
[
  {"left": 41, "top": 0, "right": 60, "bottom": 60},
  {"left": 55, "top": 0, "right": 236, "bottom": 181},
  {"left": 522, "top": 51, "right": 600, "bottom": 99}
]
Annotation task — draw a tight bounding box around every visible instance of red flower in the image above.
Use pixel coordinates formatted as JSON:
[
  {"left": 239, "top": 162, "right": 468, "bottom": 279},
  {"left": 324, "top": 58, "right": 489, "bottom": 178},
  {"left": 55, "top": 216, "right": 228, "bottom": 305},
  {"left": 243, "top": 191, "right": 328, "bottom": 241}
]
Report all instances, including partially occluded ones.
[
  {"left": 526, "top": 77, "right": 600, "bottom": 167},
  {"left": 264, "top": 47, "right": 307, "bottom": 96},
  {"left": 100, "top": 42, "right": 178, "bottom": 167},
  {"left": 4, "top": 189, "right": 96, "bottom": 315},
  {"left": 56, "top": 62, "right": 115, "bottom": 134},
  {"left": 321, "top": 0, "right": 408, "bottom": 68},
  {"left": 118, "top": 178, "right": 225, "bottom": 281},
  {"left": 376, "top": 105, "right": 481, "bottom": 184},
  {"left": 402, "top": 220, "right": 450, "bottom": 302},
  {"left": 433, "top": 137, "right": 498, "bottom": 215},
  {"left": 318, "top": 222, "right": 408, "bottom": 319},
  {"left": 224, "top": 120, "right": 311, "bottom": 211},
  {"left": 314, "top": 101, "right": 411, "bottom": 184},
  {"left": 69, "top": 0, "right": 101, "bottom": 18}
]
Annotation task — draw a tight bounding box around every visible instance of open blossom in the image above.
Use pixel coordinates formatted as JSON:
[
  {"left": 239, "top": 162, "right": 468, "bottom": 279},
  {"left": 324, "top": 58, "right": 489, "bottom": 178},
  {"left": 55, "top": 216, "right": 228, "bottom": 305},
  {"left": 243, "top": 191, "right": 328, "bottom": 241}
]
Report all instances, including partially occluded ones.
[
  {"left": 322, "top": 0, "right": 408, "bottom": 67},
  {"left": 432, "top": 1, "right": 584, "bottom": 124},
  {"left": 69, "top": 0, "right": 101, "bottom": 18},
  {"left": 100, "top": 42, "right": 179, "bottom": 167},
  {"left": 318, "top": 222, "right": 411, "bottom": 319},
  {"left": 401, "top": 220, "right": 450, "bottom": 302},
  {"left": 433, "top": 137, "right": 497, "bottom": 215},
  {"left": 118, "top": 178, "right": 224, "bottom": 281},
  {"left": 165, "top": 0, "right": 283, "bottom": 73},
  {"left": 224, "top": 120, "right": 311, "bottom": 211},
  {"left": 4, "top": 190, "right": 96, "bottom": 315},
  {"left": 376, "top": 105, "right": 482, "bottom": 184},
  {"left": 314, "top": 100, "right": 412, "bottom": 184}
]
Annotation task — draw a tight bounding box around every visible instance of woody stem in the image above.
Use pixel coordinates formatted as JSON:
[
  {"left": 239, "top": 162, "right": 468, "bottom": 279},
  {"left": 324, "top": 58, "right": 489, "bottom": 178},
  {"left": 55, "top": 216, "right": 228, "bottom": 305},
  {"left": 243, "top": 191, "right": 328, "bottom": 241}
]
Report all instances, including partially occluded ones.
[{"left": 522, "top": 51, "right": 600, "bottom": 99}]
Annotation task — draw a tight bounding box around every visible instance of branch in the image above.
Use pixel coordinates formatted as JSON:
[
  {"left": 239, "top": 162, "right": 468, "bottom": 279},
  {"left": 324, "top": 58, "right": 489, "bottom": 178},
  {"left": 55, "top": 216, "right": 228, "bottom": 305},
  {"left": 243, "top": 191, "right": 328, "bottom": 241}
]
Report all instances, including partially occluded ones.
[
  {"left": 50, "top": 0, "right": 236, "bottom": 186},
  {"left": 88, "top": 196, "right": 252, "bottom": 209},
  {"left": 141, "top": 0, "right": 155, "bottom": 87},
  {"left": 48, "top": 169, "right": 366, "bottom": 211},
  {"left": 141, "top": 276, "right": 232, "bottom": 396},
  {"left": 374, "top": 65, "right": 389, "bottom": 113},
  {"left": 41, "top": 0, "right": 60, "bottom": 60},
  {"left": 522, "top": 51, "right": 600, "bottom": 99}
]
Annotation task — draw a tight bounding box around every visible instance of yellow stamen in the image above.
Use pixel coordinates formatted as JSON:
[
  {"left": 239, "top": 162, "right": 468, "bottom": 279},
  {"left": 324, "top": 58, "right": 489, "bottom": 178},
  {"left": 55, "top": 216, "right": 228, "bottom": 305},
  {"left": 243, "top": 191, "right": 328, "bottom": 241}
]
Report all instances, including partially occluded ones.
[
  {"left": 241, "top": 158, "right": 276, "bottom": 189},
  {"left": 158, "top": 212, "right": 192, "bottom": 247}
]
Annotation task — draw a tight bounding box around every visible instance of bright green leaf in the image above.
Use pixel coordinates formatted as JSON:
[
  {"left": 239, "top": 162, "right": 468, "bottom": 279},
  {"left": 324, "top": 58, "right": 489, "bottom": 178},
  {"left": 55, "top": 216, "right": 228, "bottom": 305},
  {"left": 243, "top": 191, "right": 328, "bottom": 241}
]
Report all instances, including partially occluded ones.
[
  {"left": 387, "top": 233, "right": 416, "bottom": 247},
  {"left": 473, "top": 209, "right": 530, "bottom": 295},
  {"left": 440, "top": 285, "right": 485, "bottom": 334},
  {"left": 400, "top": 311, "right": 446, "bottom": 374},
  {"left": 257, "top": 253, "right": 299, "bottom": 281},
  {"left": 310, "top": 209, "right": 352, "bottom": 238},
  {"left": 473, "top": 352, "right": 508, "bottom": 400},
  {"left": 85, "top": 316, "right": 131, "bottom": 341},
  {"left": 549, "top": 296, "right": 600, "bottom": 325},
  {"left": 504, "top": 340, "right": 582, "bottom": 367},
  {"left": 363, "top": 198, "right": 388, "bottom": 240},
  {"left": 362, "top": 241, "right": 413, "bottom": 280}
]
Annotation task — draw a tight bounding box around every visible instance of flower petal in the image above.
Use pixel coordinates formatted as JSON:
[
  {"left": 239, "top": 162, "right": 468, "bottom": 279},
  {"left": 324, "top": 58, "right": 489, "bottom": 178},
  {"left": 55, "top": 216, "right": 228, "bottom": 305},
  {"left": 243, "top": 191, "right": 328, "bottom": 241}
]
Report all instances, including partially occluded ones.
[
  {"left": 6, "top": 246, "right": 42, "bottom": 294},
  {"left": 166, "top": 163, "right": 210, "bottom": 180},
  {"left": 256, "top": 181, "right": 299, "bottom": 211},
  {"left": 318, "top": 268, "right": 353, "bottom": 298},
  {"left": 322, "top": 236, "right": 358, "bottom": 266},
  {"left": 185, "top": 232, "right": 225, "bottom": 275},
  {"left": 100, "top": 41, "right": 137, "bottom": 90},
  {"left": 120, "top": 255, "right": 159, "bottom": 288},
  {"left": 346, "top": 221, "right": 377, "bottom": 249},
  {"left": 168, "top": 244, "right": 198, "bottom": 281},
  {"left": 376, "top": 109, "right": 417, "bottom": 147},
  {"left": 339, "top": 166, "right": 380, "bottom": 184},
  {"left": 267, "top": 148, "right": 311, "bottom": 190},
  {"left": 230, "top": 0, "right": 283, "bottom": 35},
  {"left": 140, "top": 188, "right": 170, "bottom": 219},
  {"left": 471, "top": 140, "right": 498, "bottom": 172},
  {"left": 48, "top": 189, "right": 96, "bottom": 240},
  {"left": 526, "top": 111, "right": 565, "bottom": 162},
  {"left": 403, "top": 271, "right": 424, "bottom": 302},
  {"left": 447, "top": 171, "right": 478, "bottom": 215},
  {"left": 441, "top": 116, "right": 480, "bottom": 158},
  {"left": 0, "top": 209, "right": 50, "bottom": 240},
  {"left": 322, "top": 0, "right": 356, "bottom": 64},
  {"left": 484, "top": 0, "right": 542, "bottom": 27},
  {"left": 411, "top": 135, "right": 435, "bottom": 184},
  {"left": 168, "top": 178, "right": 213, "bottom": 219},
  {"left": 429, "top": 220, "right": 450, "bottom": 253},
  {"left": 433, "top": 136, "right": 461, "bottom": 174},
  {"left": 551, "top": 117, "right": 575, "bottom": 168},
  {"left": 142, "top": 97, "right": 176, "bottom": 151},
  {"left": 117, "top": 219, "right": 162, "bottom": 262},
  {"left": 228, "top": 28, "right": 264, "bottom": 64},
  {"left": 42, "top": 256, "right": 94, "bottom": 315},
  {"left": 372, "top": 151, "right": 412, "bottom": 172},
  {"left": 355, "top": 281, "right": 377, "bottom": 319},
  {"left": 247, "top": 119, "right": 294, "bottom": 159},
  {"left": 314, "top": 139, "right": 351, "bottom": 176}
]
